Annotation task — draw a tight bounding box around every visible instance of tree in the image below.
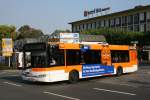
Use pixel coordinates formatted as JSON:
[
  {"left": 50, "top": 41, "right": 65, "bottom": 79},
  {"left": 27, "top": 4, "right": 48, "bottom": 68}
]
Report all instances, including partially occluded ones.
[
  {"left": 18, "top": 25, "right": 30, "bottom": 33},
  {"left": 81, "top": 28, "right": 145, "bottom": 45},
  {"left": 0, "top": 25, "right": 17, "bottom": 40},
  {"left": 52, "top": 29, "right": 71, "bottom": 34},
  {"left": 142, "top": 31, "right": 150, "bottom": 45},
  {"left": 51, "top": 29, "right": 71, "bottom": 38},
  {"left": 17, "top": 25, "right": 44, "bottom": 39}
]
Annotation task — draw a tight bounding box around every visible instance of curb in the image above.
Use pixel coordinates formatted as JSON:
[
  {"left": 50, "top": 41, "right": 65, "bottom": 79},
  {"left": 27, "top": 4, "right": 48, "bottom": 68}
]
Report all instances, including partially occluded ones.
[{"left": 2, "top": 70, "right": 19, "bottom": 73}]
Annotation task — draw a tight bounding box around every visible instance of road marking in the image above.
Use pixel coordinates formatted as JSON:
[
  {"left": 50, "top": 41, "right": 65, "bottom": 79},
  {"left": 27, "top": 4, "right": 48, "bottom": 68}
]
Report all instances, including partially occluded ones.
[
  {"left": 43, "top": 91, "right": 80, "bottom": 100},
  {"left": 94, "top": 81, "right": 138, "bottom": 88},
  {"left": 93, "top": 88, "right": 136, "bottom": 96},
  {"left": 3, "top": 82, "right": 22, "bottom": 87},
  {"left": 117, "top": 83, "right": 136, "bottom": 87}
]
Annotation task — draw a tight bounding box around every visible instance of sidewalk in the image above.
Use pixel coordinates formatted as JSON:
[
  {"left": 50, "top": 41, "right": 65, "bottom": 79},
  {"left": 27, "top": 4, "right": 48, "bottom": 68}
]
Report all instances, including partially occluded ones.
[{"left": 97, "top": 65, "right": 150, "bottom": 88}]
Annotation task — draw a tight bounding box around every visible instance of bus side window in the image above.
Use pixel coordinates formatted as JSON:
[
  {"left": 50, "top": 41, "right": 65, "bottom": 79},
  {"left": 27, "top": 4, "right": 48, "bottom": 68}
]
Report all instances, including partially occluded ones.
[
  {"left": 49, "top": 46, "right": 65, "bottom": 66},
  {"left": 82, "top": 50, "right": 101, "bottom": 64},
  {"left": 111, "top": 50, "right": 129, "bottom": 63},
  {"left": 66, "top": 50, "right": 81, "bottom": 65}
]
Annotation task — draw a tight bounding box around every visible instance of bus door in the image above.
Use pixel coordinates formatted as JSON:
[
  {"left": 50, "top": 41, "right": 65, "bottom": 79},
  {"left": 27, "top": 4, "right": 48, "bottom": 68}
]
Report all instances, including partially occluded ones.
[{"left": 101, "top": 45, "right": 111, "bottom": 66}]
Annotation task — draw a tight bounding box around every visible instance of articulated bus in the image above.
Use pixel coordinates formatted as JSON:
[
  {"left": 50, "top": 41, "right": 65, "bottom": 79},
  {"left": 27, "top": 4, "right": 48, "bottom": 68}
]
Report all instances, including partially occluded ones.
[{"left": 21, "top": 42, "right": 138, "bottom": 83}]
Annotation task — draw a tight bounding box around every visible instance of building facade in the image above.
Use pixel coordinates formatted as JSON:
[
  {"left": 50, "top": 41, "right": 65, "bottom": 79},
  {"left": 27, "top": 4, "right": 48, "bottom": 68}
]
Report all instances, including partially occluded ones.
[
  {"left": 69, "top": 5, "right": 150, "bottom": 33},
  {"left": 69, "top": 5, "right": 150, "bottom": 64}
]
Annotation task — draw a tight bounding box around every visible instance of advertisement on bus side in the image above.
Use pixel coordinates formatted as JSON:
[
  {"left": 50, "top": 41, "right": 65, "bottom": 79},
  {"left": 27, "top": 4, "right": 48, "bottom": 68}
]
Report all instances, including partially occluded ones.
[{"left": 82, "top": 64, "right": 114, "bottom": 77}]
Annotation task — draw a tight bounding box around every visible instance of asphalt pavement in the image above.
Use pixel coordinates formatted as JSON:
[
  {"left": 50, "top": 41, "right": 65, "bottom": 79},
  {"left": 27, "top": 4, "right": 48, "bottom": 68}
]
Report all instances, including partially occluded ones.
[{"left": 0, "top": 66, "right": 150, "bottom": 100}]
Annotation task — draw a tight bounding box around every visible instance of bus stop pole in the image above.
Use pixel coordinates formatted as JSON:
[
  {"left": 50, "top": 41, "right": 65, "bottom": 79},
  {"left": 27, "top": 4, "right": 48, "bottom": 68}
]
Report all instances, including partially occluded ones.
[{"left": 8, "top": 56, "right": 10, "bottom": 67}]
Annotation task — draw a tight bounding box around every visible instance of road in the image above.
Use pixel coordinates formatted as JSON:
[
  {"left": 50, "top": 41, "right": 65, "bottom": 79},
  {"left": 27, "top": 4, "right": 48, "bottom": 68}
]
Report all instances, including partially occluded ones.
[{"left": 0, "top": 66, "right": 150, "bottom": 100}]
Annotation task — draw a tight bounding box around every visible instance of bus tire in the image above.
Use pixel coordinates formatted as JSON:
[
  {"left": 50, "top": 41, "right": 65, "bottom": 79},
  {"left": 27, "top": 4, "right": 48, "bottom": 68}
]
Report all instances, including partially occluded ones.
[
  {"left": 69, "top": 70, "right": 79, "bottom": 84},
  {"left": 116, "top": 67, "right": 123, "bottom": 76}
]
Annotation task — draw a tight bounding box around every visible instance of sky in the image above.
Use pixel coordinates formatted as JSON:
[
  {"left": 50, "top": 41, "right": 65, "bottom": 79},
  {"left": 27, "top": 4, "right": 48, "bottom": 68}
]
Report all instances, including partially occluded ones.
[{"left": 0, "top": 0, "right": 150, "bottom": 34}]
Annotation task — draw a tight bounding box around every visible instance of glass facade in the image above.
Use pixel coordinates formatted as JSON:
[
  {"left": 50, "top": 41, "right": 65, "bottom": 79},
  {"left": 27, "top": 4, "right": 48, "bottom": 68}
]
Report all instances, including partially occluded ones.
[
  {"left": 147, "top": 11, "right": 150, "bottom": 20},
  {"left": 140, "top": 12, "right": 145, "bottom": 21},
  {"left": 140, "top": 24, "right": 145, "bottom": 32}
]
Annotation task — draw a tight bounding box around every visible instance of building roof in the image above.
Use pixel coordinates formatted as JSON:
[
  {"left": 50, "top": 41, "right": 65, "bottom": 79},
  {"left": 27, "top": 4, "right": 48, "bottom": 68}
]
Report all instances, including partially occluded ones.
[{"left": 69, "top": 5, "right": 150, "bottom": 24}]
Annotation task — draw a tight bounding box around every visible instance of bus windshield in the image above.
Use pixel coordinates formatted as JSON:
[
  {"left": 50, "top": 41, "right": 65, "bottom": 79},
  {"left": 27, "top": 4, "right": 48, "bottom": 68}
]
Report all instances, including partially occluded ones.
[
  {"left": 23, "top": 43, "right": 48, "bottom": 68},
  {"left": 48, "top": 45, "right": 65, "bottom": 66},
  {"left": 23, "top": 43, "right": 65, "bottom": 68},
  {"left": 24, "top": 51, "right": 47, "bottom": 68}
]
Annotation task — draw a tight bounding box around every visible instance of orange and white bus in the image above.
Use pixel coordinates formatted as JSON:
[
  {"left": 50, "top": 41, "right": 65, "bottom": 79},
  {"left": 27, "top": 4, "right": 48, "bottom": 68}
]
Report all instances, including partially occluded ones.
[{"left": 21, "top": 42, "right": 138, "bottom": 83}]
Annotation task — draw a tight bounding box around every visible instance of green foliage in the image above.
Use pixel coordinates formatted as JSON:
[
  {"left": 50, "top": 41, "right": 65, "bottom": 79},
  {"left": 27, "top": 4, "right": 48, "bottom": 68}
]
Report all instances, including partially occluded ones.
[
  {"left": 81, "top": 28, "right": 145, "bottom": 45},
  {"left": 17, "top": 25, "right": 44, "bottom": 39},
  {"left": 52, "top": 29, "right": 71, "bottom": 34},
  {"left": 0, "top": 25, "right": 17, "bottom": 40},
  {"left": 51, "top": 29, "right": 71, "bottom": 38},
  {"left": 143, "top": 31, "right": 150, "bottom": 45}
]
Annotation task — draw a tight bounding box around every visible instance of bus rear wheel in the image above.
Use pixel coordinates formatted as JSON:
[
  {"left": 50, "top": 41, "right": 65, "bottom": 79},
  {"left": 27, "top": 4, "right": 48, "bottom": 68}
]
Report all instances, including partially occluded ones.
[
  {"left": 69, "top": 71, "right": 79, "bottom": 83},
  {"left": 116, "top": 67, "right": 123, "bottom": 76}
]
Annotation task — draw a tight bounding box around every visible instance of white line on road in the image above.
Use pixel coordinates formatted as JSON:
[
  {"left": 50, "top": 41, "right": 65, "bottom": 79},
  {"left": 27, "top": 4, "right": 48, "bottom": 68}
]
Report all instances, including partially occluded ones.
[
  {"left": 93, "top": 88, "right": 136, "bottom": 96},
  {"left": 43, "top": 91, "right": 80, "bottom": 100},
  {"left": 117, "top": 83, "right": 136, "bottom": 87},
  {"left": 94, "top": 81, "right": 138, "bottom": 88},
  {"left": 3, "top": 82, "right": 22, "bottom": 87}
]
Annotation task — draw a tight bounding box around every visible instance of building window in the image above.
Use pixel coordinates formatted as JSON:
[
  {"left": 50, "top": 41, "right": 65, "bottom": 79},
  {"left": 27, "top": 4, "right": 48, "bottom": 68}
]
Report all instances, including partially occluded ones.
[
  {"left": 92, "top": 22, "right": 96, "bottom": 29},
  {"left": 90, "top": 23, "right": 92, "bottom": 29},
  {"left": 101, "top": 20, "right": 105, "bottom": 27},
  {"left": 86, "top": 23, "right": 88, "bottom": 29},
  {"left": 77, "top": 25, "right": 80, "bottom": 31},
  {"left": 140, "top": 12, "right": 145, "bottom": 21},
  {"left": 88, "top": 23, "right": 91, "bottom": 29},
  {"left": 146, "top": 23, "right": 150, "bottom": 31},
  {"left": 116, "top": 17, "right": 120, "bottom": 25},
  {"left": 146, "top": 11, "right": 150, "bottom": 20},
  {"left": 110, "top": 19, "right": 115, "bottom": 26},
  {"left": 79, "top": 25, "right": 82, "bottom": 30},
  {"left": 79, "top": 25, "right": 81, "bottom": 30},
  {"left": 127, "top": 15, "right": 133, "bottom": 25},
  {"left": 82, "top": 24, "right": 85, "bottom": 30},
  {"left": 134, "top": 25, "right": 139, "bottom": 32},
  {"left": 79, "top": 24, "right": 82, "bottom": 30},
  {"left": 105, "top": 20, "right": 109, "bottom": 27},
  {"left": 96, "top": 21, "right": 99, "bottom": 28},
  {"left": 122, "top": 16, "right": 127, "bottom": 26},
  {"left": 73, "top": 26, "right": 77, "bottom": 32},
  {"left": 95, "top": 22, "right": 97, "bottom": 28},
  {"left": 76, "top": 26, "right": 78, "bottom": 32},
  {"left": 140, "top": 24, "right": 145, "bottom": 32},
  {"left": 98, "top": 21, "right": 101, "bottom": 28},
  {"left": 134, "top": 14, "right": 139, "bottom": 24}
]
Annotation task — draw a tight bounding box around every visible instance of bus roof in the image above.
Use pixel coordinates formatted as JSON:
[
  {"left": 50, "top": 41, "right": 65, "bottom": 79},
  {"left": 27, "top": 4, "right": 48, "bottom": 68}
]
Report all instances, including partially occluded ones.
[{"left": 48, "top": 42, "right": 134, "bottom": 50}]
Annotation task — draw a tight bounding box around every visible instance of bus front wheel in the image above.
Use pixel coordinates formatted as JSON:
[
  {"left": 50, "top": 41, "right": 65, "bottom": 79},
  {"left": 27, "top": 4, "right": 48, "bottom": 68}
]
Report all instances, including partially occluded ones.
[
  {"left": 69, "top": 71, "right": 79, "bottom": 83},
  {"left": 116, "top": 67, "right": 123, "bottom": 76}
]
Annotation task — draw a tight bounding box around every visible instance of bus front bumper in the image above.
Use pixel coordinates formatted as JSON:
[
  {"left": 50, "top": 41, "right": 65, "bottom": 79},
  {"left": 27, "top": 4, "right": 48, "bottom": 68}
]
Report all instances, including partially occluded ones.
[{"left": 21, "top": 74, "right": 49, "bottom": 82}]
